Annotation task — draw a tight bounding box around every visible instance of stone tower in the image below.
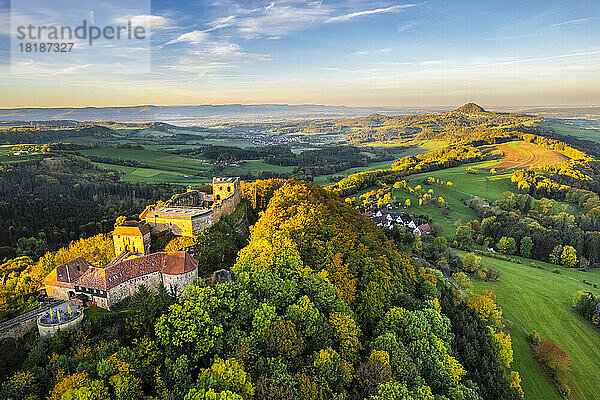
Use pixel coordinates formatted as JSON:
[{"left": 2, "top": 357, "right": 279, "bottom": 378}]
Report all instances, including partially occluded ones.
[{"left": 113, "top": 220, "right": 151, "bottom": 255}]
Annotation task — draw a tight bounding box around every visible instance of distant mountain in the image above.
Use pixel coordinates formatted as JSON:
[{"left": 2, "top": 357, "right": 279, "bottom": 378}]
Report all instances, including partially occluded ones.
[
  {"left": 0, "top": 104, "right": 437, "bottom": 126},
  {"left": 455, "top": 103, "right": 487, "bottom": 114}
]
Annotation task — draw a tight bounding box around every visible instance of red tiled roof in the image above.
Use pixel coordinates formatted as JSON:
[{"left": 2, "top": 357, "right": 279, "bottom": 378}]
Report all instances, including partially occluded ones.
[
  {"left": 56, "top": 257, "right": 92, "bottom": 283},
  {"left": 104, "top": 253, "right": 164, "bottom": 289},
  {"left": 417, "top": 223, "right": 431, "bottom": 233},
  {"left": 162, "top": 252, "right": 199, "bottom": 275},
  {"left": 73, "top": 251, "right": 199, "bottom": 291},
  {"left": 139, "top": 222, "right": 151, "bottom": 235},
  {"left": 75, "top": 267, "right": 108, "bottom": 291}
]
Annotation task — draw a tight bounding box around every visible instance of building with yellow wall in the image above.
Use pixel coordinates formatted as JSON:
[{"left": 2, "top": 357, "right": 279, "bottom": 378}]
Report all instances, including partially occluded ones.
[
  {"left": 212, "top": 177, "right": 241, "bottom": 202},
  {"left": 139, "top": 177, "right": 241, "bottom": 237},
  {"left": 113, "top": 220, "right": 151, "bottom": 255},
  {"left": 142, "top": 207, "right": 213, "bottom": 236}
]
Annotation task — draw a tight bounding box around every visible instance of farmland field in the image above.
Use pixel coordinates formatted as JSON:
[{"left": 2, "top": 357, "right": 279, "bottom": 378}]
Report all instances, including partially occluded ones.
[
  {"left": 465, "top": 252, "right": 600, "bottom": 400},
  {"left": 480, "top": 140, "right": 568, "bottom": 171},
  {"left": 538, "top": 121, "right": 600, "bottom": 142},
  {"left": 81, "top": 147, "right": 295, "bottom": 185}
]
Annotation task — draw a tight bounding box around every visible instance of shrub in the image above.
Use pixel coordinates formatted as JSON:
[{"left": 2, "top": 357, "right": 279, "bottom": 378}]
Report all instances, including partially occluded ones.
[
  {"left": 535, "top": 339, "right": 572, "bottom": 395},
  {"left": 527, "top": 330, "right": 541, "bottom": 346}
]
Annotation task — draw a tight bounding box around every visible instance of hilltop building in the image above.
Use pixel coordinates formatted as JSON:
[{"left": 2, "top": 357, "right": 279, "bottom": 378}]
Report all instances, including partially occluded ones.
[
  {"left": 140, "top": 177, "right": 241, "bottom": 236},
  {"left": 42, "top": 177, "right": 242, "bottom": 310},
  {"left": 113, "top": 220, "right": 151, "bottom": 254}
]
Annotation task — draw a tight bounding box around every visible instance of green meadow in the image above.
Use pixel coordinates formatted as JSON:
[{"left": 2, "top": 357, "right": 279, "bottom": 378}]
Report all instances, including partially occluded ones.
[
  {"left": 388, "top": 163, "right": 515, "bottom": 235},
  {"left": 464, "top": 252, "right": 600, "bottom": 400},
  {"left": 538, "top": 121, "right": 600, "bottom": 142},
  {"left": 81, "top": 147, "right": 294, "bottom": 185}
]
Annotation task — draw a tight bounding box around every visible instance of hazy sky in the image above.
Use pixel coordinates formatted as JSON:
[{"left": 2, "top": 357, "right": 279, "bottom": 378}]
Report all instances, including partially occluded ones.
[{"left": 1, "top": 0, "right": 600, "bottom": 108}]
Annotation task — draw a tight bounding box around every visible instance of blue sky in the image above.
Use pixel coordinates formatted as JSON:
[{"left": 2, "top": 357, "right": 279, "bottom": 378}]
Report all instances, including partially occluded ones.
[{"left": 1, "top": 0, "right": 600, "bottom": 107}]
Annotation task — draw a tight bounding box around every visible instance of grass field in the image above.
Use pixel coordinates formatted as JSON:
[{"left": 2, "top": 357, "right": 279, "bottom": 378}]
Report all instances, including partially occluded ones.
[
  {"left": 387, "top": 162, "right": 515, "bottom": 234},
  {"left": 314, "top": 140, "right": 449, "bottom": 186},
  {"left": 82, "top": 147, "right": 294, "bottom": 185},
  {"left": 538, "top": 121, "right": 600, "bottom": 142},
  {"left": 0, "top": 144, "right": 43, "bottom": 164},
  {"left": 464, "top": 251, "right": 600, "bottom": 400}
]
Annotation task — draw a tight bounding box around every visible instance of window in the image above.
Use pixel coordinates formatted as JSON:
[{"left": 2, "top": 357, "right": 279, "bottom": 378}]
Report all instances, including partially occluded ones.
[{"left": 227, "top": 186, "right": 231, "bottom": 192}]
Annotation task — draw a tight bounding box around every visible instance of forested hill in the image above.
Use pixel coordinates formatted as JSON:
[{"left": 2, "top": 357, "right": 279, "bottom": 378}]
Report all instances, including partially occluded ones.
[
  {"left": 343, "top": 103, "right": 537, "bottom": 144},
  {"left": 455, "top": 103, "right": 487, "bottom": 114},
  {"left": 0, "top": 180, "right": 522, "bottom": 400}
]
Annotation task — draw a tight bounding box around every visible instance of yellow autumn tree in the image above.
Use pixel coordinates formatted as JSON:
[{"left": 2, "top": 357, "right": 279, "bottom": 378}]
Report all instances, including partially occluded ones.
[{"left": 326, "top": 253, "right": 357, "bottom": 305}]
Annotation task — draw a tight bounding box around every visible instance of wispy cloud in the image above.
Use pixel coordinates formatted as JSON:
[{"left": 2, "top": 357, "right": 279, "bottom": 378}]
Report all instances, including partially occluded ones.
[
  {"left": 398, "top": 21, "right": 418, "bottom": 32},
  {"left": 419, "top": 60, "right": 444, "bottom": 65},
  {"left": 325, "top": 4, "right": 418, "bottom": 24},
  {"left": 165, "top": 30, "right": 210, "bottom": 45},
  {"left": 460, "top": 49, "right": 600, "bottom": 70},
  {"left": 53, "top": 64, "right": 91, "bottom": 75},
  {"left": 353, "top": 48, "right": 392, "bottom": 56},
  {"left": 235, "top": 2, "right": 330, "bottom": 38},
  {"left": 552, "top": 17, "right": 592, "bottom": 27},
  {"left": 114, "top": 15, "right": 174, "bottom": 29}
]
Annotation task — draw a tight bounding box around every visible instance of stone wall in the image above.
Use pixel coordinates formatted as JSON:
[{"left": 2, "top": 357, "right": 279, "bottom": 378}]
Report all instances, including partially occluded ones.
[
  {"left": 149, "top": 211, "right": 213, "bottom": 236},
  {"left": 213, "top": 186, "right": 241, "bottom": 222},
  {"left": 37, "top": 311, "right": 84, "bottom": 337},
  {"left": 45, "top": 284, "right": 72, "bottom": 301},
  {"left": 163, "top": 269, "right": 198, "bottom": 297},
  {"left": 168, "top": 190, "right": 213, "bottom": 208},
  {"left": 191, "top": 212, "right": 214, "bottom": 235},
  {"left": 107, "top": 271, "right": 161, "bottom": 309}
]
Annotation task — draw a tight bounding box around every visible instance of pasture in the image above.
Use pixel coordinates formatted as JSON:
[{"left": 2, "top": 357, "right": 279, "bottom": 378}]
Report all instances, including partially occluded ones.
[
  {"left": 388, "top": 163, "right": 515, "bottom": 234},
  {"left": 466, "top": 252, "right": 600, "bottom": 400},
  {"left": 538, "top": 121, "right": 600, "bottom": 142}
]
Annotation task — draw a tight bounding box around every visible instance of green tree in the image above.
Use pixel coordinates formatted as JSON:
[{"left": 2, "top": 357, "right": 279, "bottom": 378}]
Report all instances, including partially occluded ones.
[
  {"left": 549, "top": 245, "right": 563, "bottom": 264},
  {"left": 462, "top": 252, "right": 481, "bottom": 274},
  {"left": 368, "top": 382, "right": 434, "bottom": 400},
  {"left": 520, "top": 236, "right": 533, "bottom": 258},
  {"left": 455, "top": 225, "right": 474, "bottom": 250},
  {"left": 497, "top": 237, "right": 516, "bottom": 255},
  {"left": 197, "top": 357, "right": 254, "bottom": 399},
  {"left": 155, "top": 285, "right": 224, "bottom": 360},
  {"left": 560, "top": 246, "right": 578, "bottom": 268}
]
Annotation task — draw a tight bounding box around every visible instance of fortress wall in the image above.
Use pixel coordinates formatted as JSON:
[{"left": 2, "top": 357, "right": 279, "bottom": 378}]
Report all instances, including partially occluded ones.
[
  {"left": 45, "top": 285, "right": 71, "bottom": 301},
  {"left": 213, "top": 186, "right": 241, "bottom": 222},
  {"left": 107, "top": 271, "right": 161, "bottom": 309},
  {"left": 163, "top": 269, "right": 198, "bottom": 297},
  {"left": 37, "top": 311, "right": 84, "bottom": 337},
  {"left": 191, "top": 212, "right": 214, "bottom": 235}
]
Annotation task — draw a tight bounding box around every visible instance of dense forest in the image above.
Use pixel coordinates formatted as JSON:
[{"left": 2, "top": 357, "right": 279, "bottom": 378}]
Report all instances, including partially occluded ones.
[
  {"left": 0, "top": 180, "right": 522, "bottom": 400},
  {"left": 172, "top": 144, "right": 399, "bottom": 177},
  {"left": 0, "top": 157, "right": 177, "bottom": 260}
]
